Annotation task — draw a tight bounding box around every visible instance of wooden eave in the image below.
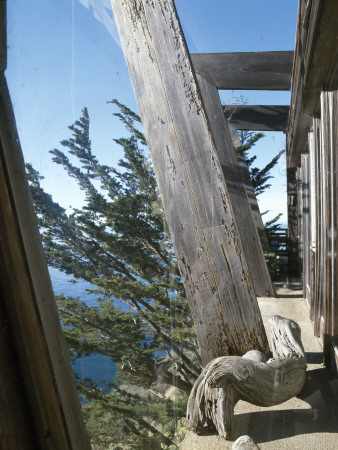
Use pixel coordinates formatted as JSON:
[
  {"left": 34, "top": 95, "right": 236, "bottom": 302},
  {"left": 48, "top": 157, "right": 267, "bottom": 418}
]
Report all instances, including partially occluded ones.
[{"left": 287, "top": 0, "right": 338, "bottom": 168}]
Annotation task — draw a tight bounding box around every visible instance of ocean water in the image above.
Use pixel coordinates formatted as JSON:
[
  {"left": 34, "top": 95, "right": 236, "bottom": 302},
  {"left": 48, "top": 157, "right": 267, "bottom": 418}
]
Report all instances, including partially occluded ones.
[{"left": 49, "top": 267, "right": 116, "bottom": 390}]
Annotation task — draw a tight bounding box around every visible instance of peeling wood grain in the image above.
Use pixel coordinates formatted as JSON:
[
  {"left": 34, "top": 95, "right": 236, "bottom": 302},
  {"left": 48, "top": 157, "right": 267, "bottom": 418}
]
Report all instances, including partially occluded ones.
[
  {"left": 111, "top": 0, "right": 269, "bottom": 364},
  {"left": 197, "top": 74, "right": 274, "bottom": 296}
]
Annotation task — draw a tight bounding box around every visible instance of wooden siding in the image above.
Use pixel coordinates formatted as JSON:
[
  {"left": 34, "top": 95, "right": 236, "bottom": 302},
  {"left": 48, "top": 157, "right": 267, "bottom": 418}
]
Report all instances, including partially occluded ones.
[{"left": 287, "top": 0, "right": 338, "bottom": 167}]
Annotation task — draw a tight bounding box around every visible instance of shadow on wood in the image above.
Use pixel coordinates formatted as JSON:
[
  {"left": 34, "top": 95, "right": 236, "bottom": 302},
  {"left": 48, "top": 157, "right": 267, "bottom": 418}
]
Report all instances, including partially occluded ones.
[{"left": 186, "top": 315, "right": 307, "bottom": 439}]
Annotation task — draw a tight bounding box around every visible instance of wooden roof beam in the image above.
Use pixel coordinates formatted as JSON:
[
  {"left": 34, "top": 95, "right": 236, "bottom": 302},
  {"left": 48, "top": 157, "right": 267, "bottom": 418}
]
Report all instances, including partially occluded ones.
[
  {"left": 191, "top": 51, "right": 294, "bottom": 91},
  {"left": 224, "top": 105, "right": 289, "bottom": 131}
]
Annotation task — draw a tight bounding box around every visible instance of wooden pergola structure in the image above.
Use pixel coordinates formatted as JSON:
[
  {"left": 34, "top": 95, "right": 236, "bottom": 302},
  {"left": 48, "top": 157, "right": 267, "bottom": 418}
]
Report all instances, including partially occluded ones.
[{"left": 1, "top": 0, "right": 337, "bottom": 447}]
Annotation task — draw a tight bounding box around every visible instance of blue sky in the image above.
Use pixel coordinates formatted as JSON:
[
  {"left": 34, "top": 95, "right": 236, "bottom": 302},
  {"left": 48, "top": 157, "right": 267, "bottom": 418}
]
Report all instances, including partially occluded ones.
[{"left": 6, "top": 0, "right": 298, "bottom": 223}]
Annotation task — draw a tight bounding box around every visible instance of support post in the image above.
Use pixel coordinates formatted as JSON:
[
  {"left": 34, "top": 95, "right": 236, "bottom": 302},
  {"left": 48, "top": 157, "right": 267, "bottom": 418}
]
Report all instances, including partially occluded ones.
[
  {"left": 227, "top": 123, "right": 271, "bottom": 253},
  {"left": 196, "top": 74, "right": 274, "bottom": 295},
  {"left": 111, "top": 0, "right": 269, "bottom": 365}
]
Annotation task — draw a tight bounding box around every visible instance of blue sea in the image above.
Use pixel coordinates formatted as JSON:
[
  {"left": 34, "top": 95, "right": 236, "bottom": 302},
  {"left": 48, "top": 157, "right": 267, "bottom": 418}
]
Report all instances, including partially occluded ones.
[{"left": 49, "top": 267, "right": 116, "bottom": 391}]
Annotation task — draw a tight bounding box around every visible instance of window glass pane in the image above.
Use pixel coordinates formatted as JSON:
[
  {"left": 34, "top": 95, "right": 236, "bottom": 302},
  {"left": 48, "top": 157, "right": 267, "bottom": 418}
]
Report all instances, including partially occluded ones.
[{"left": 6, "top": 2, "right": 322, "bottom": 449}]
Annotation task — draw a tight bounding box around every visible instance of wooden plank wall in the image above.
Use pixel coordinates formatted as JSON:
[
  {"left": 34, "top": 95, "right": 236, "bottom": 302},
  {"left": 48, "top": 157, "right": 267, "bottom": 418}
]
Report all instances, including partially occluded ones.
[
  {"left": 300, "top": 154, "right": 310, "bottom": 301},
  {"left": 331, "top": 90, "right": 338, "bottom": 352},
  {"left": 313, "top": 117, "right": 323, "bottom": 338},
  {"left": 287, "top": 0, "right": 338, "bottom": 167},
  {"left": 296, "top": 167, "right": 303, "bottom": 275},
  {"left": 308, "top": 129, "right": 316, "bottom": 316},
  {"left": 300, "top": 90, "right": 338, "bottom": 368},
  {"left": 111, "top": 0, "right": 270, "bottom": 365},
  {"left": 320, "top": 91, "right": 330, "bottom": 354}
]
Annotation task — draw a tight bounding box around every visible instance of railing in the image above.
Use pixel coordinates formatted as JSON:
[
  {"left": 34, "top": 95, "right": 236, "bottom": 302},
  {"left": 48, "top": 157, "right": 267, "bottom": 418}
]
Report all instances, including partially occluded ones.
[{"left": 266, "top": 228, "right": 288, "bottom": 280}]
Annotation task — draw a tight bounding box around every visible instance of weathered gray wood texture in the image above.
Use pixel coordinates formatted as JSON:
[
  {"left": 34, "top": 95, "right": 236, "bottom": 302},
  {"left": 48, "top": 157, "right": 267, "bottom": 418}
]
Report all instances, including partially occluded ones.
[
  {"left": 237, "top": 156, "right": 271, "bottom": 252},
  {"left": 111, "top": 0, "right": 270, "bottom": 365},
  {"left": 300, "top": 154, "right": 310, "bottom": 305},
  {"left": 197, "top": 74, "right": 274, "bottom": 296},
  {"left": 191, "top": 51, "right": 294, "bottom": 91},
  {"left": 287, "top": 0, "right": 338, "bottom": 167},
  {"left": 226, "top": 124, "right": 271, "bottom": 252},
  {"left": 224, "top": 105, "right": 289, "bottom": 132},
  {"left": 311, "top": 118, "right": 322, "bottom": 337},
  {"left": 227, "top": 123, "right": 241, "bottom": 147},
  {"left": 319, "top": 91, "right": 334, "bottom": 364},
  {"left": 331, "top": 90, "right": 338, "bottom": 355},
  {"left": 307, "top": 129, "right": 316, "bottom": 317},
  {"left": 186, "top": 315, "right": 307, "bottom": 439},
  {"left": 0, "top": 74, "right": 91, "bottom": 449}
]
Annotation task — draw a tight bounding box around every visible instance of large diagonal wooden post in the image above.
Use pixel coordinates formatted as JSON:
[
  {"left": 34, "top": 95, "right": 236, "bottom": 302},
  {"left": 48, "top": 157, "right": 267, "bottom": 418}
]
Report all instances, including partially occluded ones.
[
  {"left": 226, "top": 123, "right": 271, "bottom": 252},
  {"left": 196, "top": 75, "right": 274, "bottom": 294},
  {"left": 111, "top": 0, "right": 269, "bottom": 364}
]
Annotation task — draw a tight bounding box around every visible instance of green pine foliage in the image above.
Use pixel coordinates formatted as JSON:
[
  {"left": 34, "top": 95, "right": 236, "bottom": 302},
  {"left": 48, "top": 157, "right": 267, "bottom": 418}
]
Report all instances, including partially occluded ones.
[
  {"left": 26, "top": 101, "right": 199, "bottom": 448},
  {"left": 235, "top": 129, "right": 285, "bottom": 197}
]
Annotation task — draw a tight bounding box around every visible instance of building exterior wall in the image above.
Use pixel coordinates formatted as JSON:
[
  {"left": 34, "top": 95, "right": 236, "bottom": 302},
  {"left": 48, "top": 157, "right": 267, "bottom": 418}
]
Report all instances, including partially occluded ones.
[{"left": 287, "top": 0, "right": 338, "bottom": 371}]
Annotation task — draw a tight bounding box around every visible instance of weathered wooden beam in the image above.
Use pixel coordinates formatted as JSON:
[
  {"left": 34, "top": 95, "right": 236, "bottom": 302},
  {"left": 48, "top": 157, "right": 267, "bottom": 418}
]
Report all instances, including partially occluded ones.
[
  {"left": 227, "top": 124, "right": 271, "bottom": 252},
  {"left": 197, "top": 74, "right": 274, "bottom": 296},
  {"left": 224, "top": 105, "right": 289, "bottom": 132},
  {"left": 191, "top": 51, "right": 294, "bottom": 91},
  {"left": 237, "top": 157, "right": 271, "bottom": 252},
  {"left": 111, "top": 0, "right": 270, "bottom": 365},
  {"left": 0, "top": 74, "right": 90, "bottom": 449},
  {"left": 186, "top": 315, "right": 307, "bottom": 439}
]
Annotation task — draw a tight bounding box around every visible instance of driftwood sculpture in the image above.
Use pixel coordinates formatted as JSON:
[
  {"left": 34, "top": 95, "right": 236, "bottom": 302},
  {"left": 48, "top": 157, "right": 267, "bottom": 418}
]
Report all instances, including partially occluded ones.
[{"left": 186, "top": 315, "right": 307, "bottom": 439}]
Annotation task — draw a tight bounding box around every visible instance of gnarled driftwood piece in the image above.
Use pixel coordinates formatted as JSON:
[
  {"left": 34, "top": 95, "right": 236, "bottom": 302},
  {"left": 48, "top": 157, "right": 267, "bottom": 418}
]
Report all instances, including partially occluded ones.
[{"left": 186, "top": 315, "right": 307, "bottom": 439}]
